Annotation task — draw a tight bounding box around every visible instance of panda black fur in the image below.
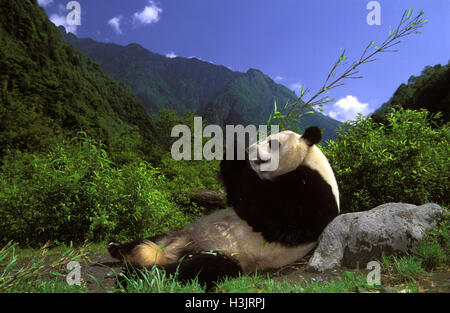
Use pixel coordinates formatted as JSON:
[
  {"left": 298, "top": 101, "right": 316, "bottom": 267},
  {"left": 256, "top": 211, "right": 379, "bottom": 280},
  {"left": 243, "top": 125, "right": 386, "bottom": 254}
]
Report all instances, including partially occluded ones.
[{"left": 108, "top": 126, "right": 339, "bottom": 290}]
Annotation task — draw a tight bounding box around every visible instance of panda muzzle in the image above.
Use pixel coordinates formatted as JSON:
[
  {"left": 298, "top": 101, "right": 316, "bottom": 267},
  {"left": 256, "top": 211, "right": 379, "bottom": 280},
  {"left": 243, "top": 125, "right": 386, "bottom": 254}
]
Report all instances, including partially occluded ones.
[{"left": 251, "top": 157, "right": 270, "bottom": 165}]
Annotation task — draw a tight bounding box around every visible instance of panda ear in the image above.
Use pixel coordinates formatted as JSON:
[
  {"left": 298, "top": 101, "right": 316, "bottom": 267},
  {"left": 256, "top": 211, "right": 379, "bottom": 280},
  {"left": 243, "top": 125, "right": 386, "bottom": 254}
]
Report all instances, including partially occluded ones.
[{"left": 302, "top": 127, "right": 322, "bottom": 146}]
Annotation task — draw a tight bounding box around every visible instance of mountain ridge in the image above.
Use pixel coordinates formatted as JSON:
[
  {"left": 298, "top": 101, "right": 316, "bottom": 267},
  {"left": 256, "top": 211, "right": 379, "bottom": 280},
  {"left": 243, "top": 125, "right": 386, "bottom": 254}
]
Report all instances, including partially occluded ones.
[
  {"left": 60, "top": 27, "right": 341, "bottom": 142},
  {"left": 62, "top": 27, "right": 241, "bottom": 115}
]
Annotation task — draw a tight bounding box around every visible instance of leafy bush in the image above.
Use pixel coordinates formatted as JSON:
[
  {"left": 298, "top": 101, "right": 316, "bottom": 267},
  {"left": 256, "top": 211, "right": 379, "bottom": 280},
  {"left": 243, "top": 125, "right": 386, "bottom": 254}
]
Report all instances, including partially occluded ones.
[
  {"left": 323, "top": 108, "right": 449, "bottom": 213},
  {"left": 0, "top": 134, "right": 196, "bottom": 246},
  {"left": 151, "top": 108, "right": 223, "bottom": 206},
  {"left": 161, "top": 155, "right": 221, "bottom": 191},
  {"left": 417, "top": 211, "right": 449, "bottom": 270}
]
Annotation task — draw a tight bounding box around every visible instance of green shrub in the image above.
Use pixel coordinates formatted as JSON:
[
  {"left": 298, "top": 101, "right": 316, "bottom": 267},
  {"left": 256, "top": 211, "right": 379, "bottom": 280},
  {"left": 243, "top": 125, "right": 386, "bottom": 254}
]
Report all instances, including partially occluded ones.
[
  {"left": 161, "top": 154, "right": 221, "bottom": 190},
  {"left": 418, "top": 242, "right": 447, "bottom": 271},
  {"left": 151, "top": 109, "right": 223, "bottom": 207},
  {"left": 0, "top": 134, "right": 196, "bottom": 246},
  {"left": 417, "top": 211, "right": 449, "bottom": 270},
  {"left": 323, "top": 108, "right": 449, "bottom": 213}
]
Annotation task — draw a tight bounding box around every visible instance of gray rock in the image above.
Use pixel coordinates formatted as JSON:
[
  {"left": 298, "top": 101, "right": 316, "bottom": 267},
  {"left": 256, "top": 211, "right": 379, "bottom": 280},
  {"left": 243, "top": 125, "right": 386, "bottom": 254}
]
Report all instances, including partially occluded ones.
[{"left": 306, "top": 203, "right": 445, "bottom": 272}]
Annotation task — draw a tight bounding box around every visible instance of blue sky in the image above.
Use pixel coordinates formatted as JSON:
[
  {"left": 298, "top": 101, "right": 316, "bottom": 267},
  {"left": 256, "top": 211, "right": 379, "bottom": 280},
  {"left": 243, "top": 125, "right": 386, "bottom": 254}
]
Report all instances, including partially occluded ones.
[{"left": 38, "top": 0, "right": 450, "bottom": 122}]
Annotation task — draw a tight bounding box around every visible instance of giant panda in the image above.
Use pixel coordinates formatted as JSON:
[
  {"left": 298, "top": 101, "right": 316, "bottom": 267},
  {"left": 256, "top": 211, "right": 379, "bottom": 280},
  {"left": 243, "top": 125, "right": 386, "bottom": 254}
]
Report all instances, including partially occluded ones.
[{"left": 108, "top": 126, "right": 339, "bottom": 289}]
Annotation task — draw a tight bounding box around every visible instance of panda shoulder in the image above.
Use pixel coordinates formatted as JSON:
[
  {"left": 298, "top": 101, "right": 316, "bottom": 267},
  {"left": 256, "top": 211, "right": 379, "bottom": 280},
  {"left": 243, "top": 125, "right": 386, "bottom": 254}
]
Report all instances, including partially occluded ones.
[{"left": 303, "top": 145, "right": 340, "bottom": 210}]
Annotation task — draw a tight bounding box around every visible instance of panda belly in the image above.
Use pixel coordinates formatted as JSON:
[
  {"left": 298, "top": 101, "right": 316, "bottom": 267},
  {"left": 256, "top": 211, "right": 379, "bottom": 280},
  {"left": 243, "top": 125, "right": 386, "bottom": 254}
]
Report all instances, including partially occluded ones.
[
  {"left": 111, "top": 208, "right": 318, "bottom": 283},
  {"left": 184, "top": 209, "right": 316, "bottom": 273}
]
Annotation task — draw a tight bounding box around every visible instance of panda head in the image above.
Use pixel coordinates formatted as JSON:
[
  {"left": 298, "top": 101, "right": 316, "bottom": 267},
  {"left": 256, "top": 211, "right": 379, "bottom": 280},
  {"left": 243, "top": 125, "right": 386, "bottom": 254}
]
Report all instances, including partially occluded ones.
[
  {"left": 248, "top": 127, "right": 323, "bottom": 181},
  {"left": 248, "top": 126, "right": 339, "bottom": 209}
]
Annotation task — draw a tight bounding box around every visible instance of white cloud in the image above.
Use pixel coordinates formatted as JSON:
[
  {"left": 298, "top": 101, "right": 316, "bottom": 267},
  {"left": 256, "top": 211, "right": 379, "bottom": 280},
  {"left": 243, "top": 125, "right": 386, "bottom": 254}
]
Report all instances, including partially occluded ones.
[
  {"left": 290, "top": 81, "right": 303, "bottom": 95},
  {"left": 327, "top": 95, "right": 372, "bottom": 122},
  {"left": 166, "top": 51, "right": 177, "bottom": 58},
  {"left": 134, "top": 1, "right": 162, "bottom": 25},
  {"left": 275, "top": 76, "right": 284, "bottom": 82},
  {"left": 188, "top": 56, "right": 216, "bottom": 64},
  {"left": 108, "top": 16, "right": 123, "bottom": 34},
  {"left": 49, "top": 14, "right": 78, "bottom": 34},
  {"left": 38, "top": 0, "right": 53, "bottom": 7}
]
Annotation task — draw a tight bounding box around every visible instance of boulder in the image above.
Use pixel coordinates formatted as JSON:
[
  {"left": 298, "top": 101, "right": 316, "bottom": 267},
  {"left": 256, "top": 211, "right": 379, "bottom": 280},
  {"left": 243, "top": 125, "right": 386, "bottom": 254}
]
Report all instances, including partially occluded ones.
[{"left": 306, "top": 203, "right": 445, "bottom": 272}]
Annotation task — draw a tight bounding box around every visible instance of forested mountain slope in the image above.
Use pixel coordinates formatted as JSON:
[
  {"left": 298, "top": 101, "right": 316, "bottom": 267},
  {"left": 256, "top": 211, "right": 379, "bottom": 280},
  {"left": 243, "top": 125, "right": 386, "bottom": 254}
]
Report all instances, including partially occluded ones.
[
  {"left": 62, "top": 30, "right": 342, "bottom": 141},
  {"left": 0, "top": 0, "right": 155, "bottom": 159},
  {"left": 372, "top": 61, "right": 450, "bottom": 123}
]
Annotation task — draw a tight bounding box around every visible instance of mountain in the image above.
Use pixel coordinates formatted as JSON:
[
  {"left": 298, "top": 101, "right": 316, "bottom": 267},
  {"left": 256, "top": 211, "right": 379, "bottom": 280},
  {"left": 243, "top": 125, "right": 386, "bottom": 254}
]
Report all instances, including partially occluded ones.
[
  {"left": 61, "top": 30, "right": 341, "bottom": 142},
  {"left": 61, "top": 30, "right": 240, "bottom": 115},
  {"left": 0, "top": 0, "right": 156, "bottom": 158},
  {"left": 199, "top": 68, "right": 342, "bottom": 138},
  {"left": 372, "top": 61, "right": 450, "bottom": 124}
]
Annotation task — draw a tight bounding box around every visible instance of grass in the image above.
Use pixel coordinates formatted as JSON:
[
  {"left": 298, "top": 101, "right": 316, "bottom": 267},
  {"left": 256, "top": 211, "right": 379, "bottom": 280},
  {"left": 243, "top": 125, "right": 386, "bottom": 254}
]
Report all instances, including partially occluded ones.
[
  {"left": 5, "top": 279, "right": 88, "bottom": 293},
  {"left": 106, "top": 268, "right": 382, "bottom": 293},
  {"left": 0, "top": 241, "right": 385, "bottom": 294},
  {"left": 215, "top": 272, "right": 299, "bottom": 293},
  {"left": 301, "top": 271, "right": 382, "bottom": 293},
  {"left": 416, "top": 213, "right": 449, "bottom": 271},
  {"left": 114, "top": 266, "right": 206, "bottom": 293},
  {"left": 0, "top": 249, "right": 444, "bottom": 293},
  {"left": 418, "top": 242, "right": 448, "bottom": 271},
  {"left": 214, "top": 271, "right": 381, "bottom": 293},
  {"left": 1, "top": 212, "right": 448, "bottom": 293},
  {"left": 381, "top": 253, "right": 425, "bottom": 283},
  {"left": 0, "top": 241, "right": 90, "bottom": 293}
]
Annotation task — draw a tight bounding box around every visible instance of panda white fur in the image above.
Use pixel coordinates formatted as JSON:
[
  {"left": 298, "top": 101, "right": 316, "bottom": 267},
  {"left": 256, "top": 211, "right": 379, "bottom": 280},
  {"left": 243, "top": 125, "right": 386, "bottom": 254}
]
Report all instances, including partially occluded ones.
[{"left": 108, "top": 126, "right": 339, "bottom": 289}]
